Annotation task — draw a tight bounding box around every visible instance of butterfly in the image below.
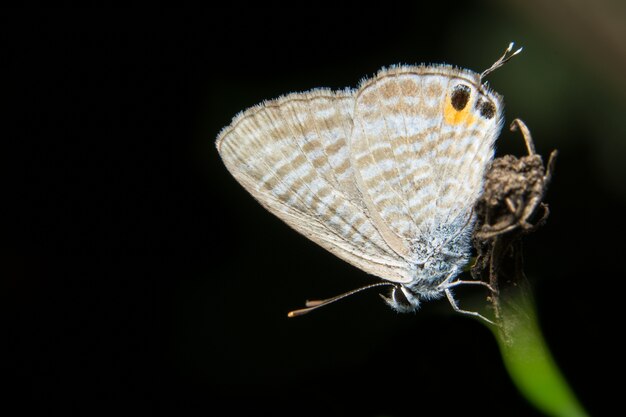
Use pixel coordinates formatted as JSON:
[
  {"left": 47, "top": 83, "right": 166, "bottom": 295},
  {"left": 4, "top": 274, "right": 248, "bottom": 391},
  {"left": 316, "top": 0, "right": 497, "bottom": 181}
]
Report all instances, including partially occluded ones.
[{"left": 216, "top": 43, "right": 522, "bottom": 323}]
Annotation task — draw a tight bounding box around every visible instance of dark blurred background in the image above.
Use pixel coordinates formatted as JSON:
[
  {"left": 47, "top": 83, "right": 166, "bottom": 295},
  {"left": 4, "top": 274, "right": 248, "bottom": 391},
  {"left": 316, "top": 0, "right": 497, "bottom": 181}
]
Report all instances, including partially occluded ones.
[{"left": 5, "top": 2, "right": 625, "bottom": 416}]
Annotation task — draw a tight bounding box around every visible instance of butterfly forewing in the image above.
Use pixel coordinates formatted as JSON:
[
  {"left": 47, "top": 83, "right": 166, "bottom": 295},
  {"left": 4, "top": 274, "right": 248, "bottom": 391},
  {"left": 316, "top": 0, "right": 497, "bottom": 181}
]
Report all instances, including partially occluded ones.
[{"left": 216, "top": 90, "right": 412, "bottom": 283}]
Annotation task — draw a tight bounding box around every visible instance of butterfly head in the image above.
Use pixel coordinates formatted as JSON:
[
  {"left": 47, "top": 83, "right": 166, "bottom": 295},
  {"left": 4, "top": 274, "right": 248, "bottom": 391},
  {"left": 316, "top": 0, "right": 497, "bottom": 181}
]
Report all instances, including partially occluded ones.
[{"left": 381, "top": 285, "right": 421, "bottom": 313}]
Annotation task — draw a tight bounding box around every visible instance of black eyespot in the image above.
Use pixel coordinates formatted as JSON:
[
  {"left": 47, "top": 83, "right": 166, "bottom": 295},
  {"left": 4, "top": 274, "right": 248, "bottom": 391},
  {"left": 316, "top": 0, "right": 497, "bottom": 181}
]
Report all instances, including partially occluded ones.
[
  {"left": 450, "top": 84, "right": 471, "bottom": 111},
  {"left": 477, "top": 100, "right": 496, "bottom": 119}
]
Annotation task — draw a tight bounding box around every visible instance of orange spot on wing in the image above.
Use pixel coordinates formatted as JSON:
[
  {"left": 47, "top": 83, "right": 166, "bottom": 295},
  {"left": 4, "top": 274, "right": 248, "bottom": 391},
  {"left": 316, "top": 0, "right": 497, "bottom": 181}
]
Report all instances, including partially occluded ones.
[{"left": 444, "top": 97, "right": 476, "bottom": 126}]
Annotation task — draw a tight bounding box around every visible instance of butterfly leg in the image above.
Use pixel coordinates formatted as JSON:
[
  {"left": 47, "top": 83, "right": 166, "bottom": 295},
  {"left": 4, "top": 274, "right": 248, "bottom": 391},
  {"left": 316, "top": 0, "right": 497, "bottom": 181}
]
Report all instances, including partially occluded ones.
[
  {"left": 444, "top": 288, "right": 495, "bottom": 325},
  {"left": 444, "top": 279, "right": 495, "bottom": 293},
  {"left": 438, "top": 270, "right": 495, "bottom": 293}
]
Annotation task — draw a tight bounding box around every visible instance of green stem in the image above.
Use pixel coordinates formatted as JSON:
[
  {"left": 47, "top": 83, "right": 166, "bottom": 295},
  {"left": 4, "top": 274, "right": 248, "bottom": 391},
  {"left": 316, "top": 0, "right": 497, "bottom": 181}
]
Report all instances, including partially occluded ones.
[{"left": 490, "top": 273, "right": 588, "bottom": 417}]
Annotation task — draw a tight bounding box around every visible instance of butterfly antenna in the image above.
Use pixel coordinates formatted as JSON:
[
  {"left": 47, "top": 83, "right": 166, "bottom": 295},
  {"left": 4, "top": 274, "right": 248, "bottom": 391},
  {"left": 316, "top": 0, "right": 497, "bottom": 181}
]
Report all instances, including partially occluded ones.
[
  {"left": 480, "top": 42, "right": 523, "bottom": 81},
  {"left": 287, "top": 282, "right": 396, "bottom": 317}
]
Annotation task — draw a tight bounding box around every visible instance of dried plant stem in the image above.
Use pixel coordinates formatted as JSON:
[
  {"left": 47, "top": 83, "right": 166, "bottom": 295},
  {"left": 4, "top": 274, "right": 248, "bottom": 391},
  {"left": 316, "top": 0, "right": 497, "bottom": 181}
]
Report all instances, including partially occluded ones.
[{"left": 472, "top": 119, "right": 588, "bottom": 417}]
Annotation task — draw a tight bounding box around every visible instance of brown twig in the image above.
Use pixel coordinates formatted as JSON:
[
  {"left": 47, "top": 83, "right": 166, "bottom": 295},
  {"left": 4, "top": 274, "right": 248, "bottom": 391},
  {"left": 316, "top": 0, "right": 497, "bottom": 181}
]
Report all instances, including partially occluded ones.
[{"left": 472, "top": 119, "right": 557, "bottom": 343}]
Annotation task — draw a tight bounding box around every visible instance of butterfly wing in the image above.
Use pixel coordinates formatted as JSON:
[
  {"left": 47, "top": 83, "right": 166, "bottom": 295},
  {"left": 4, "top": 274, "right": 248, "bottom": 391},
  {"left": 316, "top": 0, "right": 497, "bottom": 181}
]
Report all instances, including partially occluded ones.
[
  {"left": 350, "top": 65, "right": 503, "bottom": 250},
  {"left": 216, "top": 89, "right": 412, "bottom": 283}
]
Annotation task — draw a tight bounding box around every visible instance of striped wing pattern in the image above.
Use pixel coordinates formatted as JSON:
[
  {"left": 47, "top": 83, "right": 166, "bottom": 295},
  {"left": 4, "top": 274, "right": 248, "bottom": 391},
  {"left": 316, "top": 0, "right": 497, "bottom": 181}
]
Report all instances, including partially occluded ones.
[
  {"left": 216, "top": 66, "right": 503, "bottom": 282},
  {"left": 217, "top": 90, "right": 412, "bottom": 283},
  {"left": 352, "top": 67, "right": 503, "bottom": 246}
]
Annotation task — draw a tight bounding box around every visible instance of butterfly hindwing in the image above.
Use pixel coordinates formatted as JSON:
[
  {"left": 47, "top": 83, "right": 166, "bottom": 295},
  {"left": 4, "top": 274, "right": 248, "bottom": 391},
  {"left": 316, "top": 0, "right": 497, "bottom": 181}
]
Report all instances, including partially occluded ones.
[{"left": 351, "top": 65, "right": 503, "bottom": 249}]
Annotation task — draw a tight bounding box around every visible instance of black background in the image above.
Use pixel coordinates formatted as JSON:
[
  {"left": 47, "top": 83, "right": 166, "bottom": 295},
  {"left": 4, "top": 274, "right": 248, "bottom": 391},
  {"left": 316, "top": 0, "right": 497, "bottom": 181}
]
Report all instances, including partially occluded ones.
[{"left": 6, "top": 4, "right": 625, "bottom": 416}]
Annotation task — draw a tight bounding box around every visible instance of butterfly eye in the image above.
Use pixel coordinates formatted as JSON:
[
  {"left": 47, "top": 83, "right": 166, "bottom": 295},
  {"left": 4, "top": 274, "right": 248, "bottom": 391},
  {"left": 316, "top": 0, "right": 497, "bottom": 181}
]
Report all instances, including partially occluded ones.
[
  {"left": 386, "top": 286, "right": 416, "bottom": 312},
  {"left": 450, "top": 84, "right": 471, "bottom": 111}
]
